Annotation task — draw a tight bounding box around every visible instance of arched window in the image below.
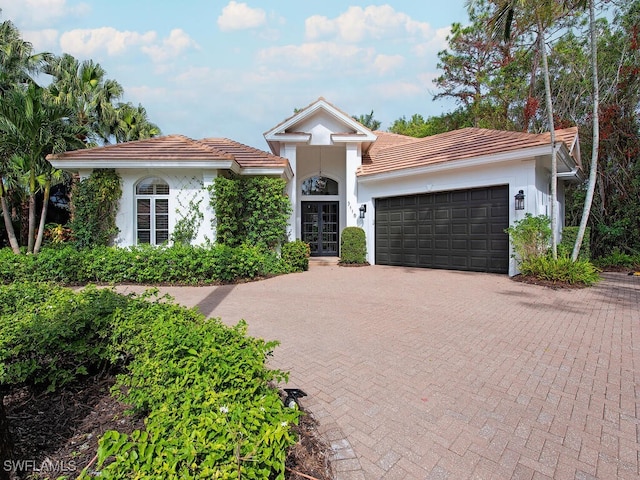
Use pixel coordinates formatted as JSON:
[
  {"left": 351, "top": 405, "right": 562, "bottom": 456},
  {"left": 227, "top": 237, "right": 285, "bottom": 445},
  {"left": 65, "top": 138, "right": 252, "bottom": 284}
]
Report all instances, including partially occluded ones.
[
  {"left": 301, "top": 176, "right": 338, "bottom": 196},
  {"left": 136, "top": 177, "right": 169, "bottom": 244}
]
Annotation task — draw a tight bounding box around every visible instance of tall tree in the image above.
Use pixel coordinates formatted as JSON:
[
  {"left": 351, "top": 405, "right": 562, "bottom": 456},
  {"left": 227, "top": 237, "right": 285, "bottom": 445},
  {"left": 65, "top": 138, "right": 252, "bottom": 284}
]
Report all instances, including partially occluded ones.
[
  {"left": 45, "top": 53, "right": 124, "bottom": 145},
  {"left": 109, "top": 102, "right": 161, "bottom": 143},
  {"left": 485, "top": 0, "right": 582, "bottom": 258},
  {"left": 0, "top": 84, "right": 84, "bottom": 253},
  {"left": 571, "top": 0, "right": 598, "bottom": 260}
]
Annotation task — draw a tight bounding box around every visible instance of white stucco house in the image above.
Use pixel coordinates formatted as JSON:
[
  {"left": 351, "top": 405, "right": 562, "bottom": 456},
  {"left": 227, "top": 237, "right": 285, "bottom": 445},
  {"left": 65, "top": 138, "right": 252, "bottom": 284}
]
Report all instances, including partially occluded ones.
[{"left": 49, "top": 97, "right": 582, "bottom": 276}]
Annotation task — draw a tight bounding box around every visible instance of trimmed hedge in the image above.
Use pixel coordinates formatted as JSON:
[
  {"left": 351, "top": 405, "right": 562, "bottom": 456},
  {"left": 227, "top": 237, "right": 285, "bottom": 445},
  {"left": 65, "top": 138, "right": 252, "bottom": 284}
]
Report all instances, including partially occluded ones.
[
  {"left": 0, "top": 282, "right": 299, "bottom": 478},
  {"left": 0, "top": 243, "right": 309, "bottom": 285},
  {"left": 340, "top": 227, "right": 367, "bottom": 264}
]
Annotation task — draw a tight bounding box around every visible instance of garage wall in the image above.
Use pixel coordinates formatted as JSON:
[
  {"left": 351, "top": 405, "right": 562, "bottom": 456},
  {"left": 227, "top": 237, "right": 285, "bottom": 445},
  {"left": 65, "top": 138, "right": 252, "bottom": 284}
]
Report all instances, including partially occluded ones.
[{"left": 357, "top": 158, "right": 538, "bottom": 276}]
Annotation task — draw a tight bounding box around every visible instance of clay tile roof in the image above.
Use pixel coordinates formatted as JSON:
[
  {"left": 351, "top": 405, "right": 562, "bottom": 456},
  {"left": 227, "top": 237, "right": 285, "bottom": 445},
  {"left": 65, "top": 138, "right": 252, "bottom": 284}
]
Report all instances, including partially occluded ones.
[
  {"left": 360, "top": 127, "right": 580, "bottom": 176},
  {"left": 48, "top": 135, "right": 235, "bottom": 161},
  {"left": 199, "top": 138, "right": 288, "bottom": 168}
]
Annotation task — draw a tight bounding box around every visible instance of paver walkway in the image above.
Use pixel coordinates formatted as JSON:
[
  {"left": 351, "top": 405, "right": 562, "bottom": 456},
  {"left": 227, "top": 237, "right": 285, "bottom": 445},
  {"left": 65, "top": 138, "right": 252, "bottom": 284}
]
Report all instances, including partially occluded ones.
[{"left": 118, "top": 267, "right": 640, "bottom": 479}]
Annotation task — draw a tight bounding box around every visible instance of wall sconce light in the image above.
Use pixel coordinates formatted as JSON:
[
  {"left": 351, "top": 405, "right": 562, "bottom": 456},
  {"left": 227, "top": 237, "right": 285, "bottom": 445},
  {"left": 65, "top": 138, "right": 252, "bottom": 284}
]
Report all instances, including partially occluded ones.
[
  {"left": 515, "top": 190, "right": 525, "bottom": 210},
  {"left": 359, "top": 204, "right": 367, "bottom": 219}
]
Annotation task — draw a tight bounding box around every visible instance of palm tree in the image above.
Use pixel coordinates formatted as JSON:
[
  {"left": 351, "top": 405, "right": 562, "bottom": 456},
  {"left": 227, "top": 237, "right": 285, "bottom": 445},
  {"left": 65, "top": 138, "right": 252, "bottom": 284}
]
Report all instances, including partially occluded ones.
[
  {"left": 483, "top": 0, "right": 583, "bottom": 258},
  {"left": 45, "top": 53, "right": 124, "bottom": 145},
  {"left": 0, "top": 18, "right": 50, "bottom": 253},
  {"left": 571, "top": 0, "right": 598, "bottom": 261},
  {"left": 0, "top": 84, "right": 85, "bottom": 253},
  {"left": 109, "top": 102, "right": 161, "bottom": 143}
]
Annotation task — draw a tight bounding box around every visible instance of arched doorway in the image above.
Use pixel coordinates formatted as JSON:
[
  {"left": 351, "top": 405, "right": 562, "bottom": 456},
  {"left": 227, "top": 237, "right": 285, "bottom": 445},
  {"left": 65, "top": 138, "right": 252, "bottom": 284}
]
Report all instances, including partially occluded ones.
[{"left": 301, "top": 176, "right": 339, "bottom": 256}]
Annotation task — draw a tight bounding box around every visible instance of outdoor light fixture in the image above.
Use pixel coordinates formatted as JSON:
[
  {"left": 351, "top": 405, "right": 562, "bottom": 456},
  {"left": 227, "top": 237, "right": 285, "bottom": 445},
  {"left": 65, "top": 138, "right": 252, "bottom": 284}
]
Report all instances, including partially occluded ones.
[
  {"left": 359, "top": 204, "right": 367, "bottom": 219},
  {"left": 515, "top": 190, "right": 525, "bottom": 210},
  {"left": 283, "top": 388, "right": 307, "bottom": 409}
]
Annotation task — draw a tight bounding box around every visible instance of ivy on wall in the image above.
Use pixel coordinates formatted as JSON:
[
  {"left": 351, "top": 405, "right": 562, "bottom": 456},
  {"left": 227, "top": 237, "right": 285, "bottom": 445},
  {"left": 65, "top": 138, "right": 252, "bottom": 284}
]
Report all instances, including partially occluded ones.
[
  {"left": 209, "top": 176, "right": 291, "bottom": 249},
  {"left": 70, "top": 169, "right": 122, "bottom": 248},
  {"left": 171, "top": 188, "right": 205, "bottom": 246}
]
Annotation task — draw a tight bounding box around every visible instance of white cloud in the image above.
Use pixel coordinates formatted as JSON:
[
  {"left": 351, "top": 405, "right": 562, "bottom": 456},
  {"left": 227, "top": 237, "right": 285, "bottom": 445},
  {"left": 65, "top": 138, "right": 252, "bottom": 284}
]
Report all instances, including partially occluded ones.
[
  {"left": 217, "top": 1, "right": 266, "bottom": 32},
  {"left": 2, "top": 0, "right": 90, "bottom": 27},
  {"left": 305, "top": 5, "right": 433, "bottom": 43},
  {"left": 373, "top": 54, "right": 405, "bottom": 75},
  {"left": 141, "top": 29, "right": 199, "bottom": 63},
  {"left": 59, "top": 27, "right": 156, "bottom": 57},
  {"left": 257, "top": 42, "right": 374, "bottom": 72},
  {"left": 413, "top": 26, "right": 451, "bottom": 57},
  {"left": 21, "top": 29, "right": 59, "bottom": 52}
]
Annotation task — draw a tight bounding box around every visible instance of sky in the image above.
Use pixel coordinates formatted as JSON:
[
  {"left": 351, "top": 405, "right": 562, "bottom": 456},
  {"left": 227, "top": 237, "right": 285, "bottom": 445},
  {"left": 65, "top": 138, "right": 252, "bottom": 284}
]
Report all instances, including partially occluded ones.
[{"left": 3, "top": 0, "right": 471, "bottom": 149}]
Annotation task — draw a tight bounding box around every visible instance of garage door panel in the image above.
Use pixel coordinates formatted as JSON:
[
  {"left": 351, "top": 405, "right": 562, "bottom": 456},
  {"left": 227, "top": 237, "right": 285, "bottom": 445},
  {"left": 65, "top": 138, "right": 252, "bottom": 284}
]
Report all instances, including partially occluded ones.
[{"left": 376, "top": 185, "right": 508, "bottom": 273}]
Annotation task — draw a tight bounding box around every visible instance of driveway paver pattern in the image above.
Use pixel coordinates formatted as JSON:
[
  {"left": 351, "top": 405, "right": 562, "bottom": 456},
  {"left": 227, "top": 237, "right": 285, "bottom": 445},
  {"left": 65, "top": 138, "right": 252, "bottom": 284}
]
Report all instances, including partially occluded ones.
[{"left": 119, "top": 266, "right": 640, "bottom": 479}]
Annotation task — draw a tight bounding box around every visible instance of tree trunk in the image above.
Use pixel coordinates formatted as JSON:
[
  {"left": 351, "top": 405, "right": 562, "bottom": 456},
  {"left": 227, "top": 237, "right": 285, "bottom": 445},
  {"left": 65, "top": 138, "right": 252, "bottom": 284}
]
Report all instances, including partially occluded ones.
[
  {"left": 539, "top": 19, "right": 558, "bottom": 259},
  {"left": 27, "top": 193, "right": 36, "bottom": 254},
  {"left": 0, "top": 393, "right": 13, "bottom": 480},
  {"left": 572, "top": 0, "right": 599, "bottom": 262},
  {"left": 0, "top": 183, "right": 20, "bottom": 254},
  {"left": 34, "top": 181, "right": 51, "bottom": 254}
]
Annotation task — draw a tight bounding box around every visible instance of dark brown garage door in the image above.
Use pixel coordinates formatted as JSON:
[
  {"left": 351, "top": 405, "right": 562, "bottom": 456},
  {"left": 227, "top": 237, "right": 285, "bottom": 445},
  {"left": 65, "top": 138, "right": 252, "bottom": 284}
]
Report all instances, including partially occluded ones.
[{"left": 375, "top": 185, "right": 509, "bottom": 273}]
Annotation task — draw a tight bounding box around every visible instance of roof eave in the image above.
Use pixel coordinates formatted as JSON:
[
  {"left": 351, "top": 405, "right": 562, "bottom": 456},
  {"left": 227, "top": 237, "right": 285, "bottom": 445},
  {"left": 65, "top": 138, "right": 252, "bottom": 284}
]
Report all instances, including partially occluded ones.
[
  {"left": 241, "top": 165, "right": 294, "bottom": 180},
  {"left": 49, "top": 158, "right": 241, "bottom": 173},
  {"left": 357, "top": 145, "right": 551, "bottom": 183}
]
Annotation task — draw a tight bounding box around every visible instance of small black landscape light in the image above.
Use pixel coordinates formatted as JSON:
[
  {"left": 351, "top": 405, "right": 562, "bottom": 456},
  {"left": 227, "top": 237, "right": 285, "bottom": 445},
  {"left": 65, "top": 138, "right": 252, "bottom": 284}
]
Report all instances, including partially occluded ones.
[
  {"left": 359, "top": 204, "right": 367, "bottom": 219},
  {"left": 515, "top": 190, "right": 525, "bottom": 210},
  {"left": 283, "top": 388, "right": 307, "bottom": 408}
]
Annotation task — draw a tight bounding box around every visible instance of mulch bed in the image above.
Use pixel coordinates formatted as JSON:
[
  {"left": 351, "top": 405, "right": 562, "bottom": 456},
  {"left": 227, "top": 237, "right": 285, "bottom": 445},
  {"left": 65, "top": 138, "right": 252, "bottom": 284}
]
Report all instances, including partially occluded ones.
[{"left": 3, "top": 375, "right": 333, "bottom": 480}]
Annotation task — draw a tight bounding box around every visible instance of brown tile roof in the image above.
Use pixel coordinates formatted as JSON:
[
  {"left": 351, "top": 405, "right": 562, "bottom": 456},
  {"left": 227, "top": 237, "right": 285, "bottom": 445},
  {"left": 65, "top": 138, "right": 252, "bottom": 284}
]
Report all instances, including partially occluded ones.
[
  {"left": 48, "top": 135, "right": 234, "bottom": 161},
  {"left": 48, "top": 135, "right": 289, "bottom": 170},
  {"left": 360, "top": 127, "right": 580, "bottom": 176},
  {"left": 199, "top": 138, "right": 288, "bottom": 168}
]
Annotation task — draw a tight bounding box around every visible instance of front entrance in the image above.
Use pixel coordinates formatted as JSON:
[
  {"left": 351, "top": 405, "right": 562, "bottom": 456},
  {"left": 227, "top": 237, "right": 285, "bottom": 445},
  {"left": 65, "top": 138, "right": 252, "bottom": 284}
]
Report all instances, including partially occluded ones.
[{"left": 302, "top": 202, "right": 339, "bottom": 256}]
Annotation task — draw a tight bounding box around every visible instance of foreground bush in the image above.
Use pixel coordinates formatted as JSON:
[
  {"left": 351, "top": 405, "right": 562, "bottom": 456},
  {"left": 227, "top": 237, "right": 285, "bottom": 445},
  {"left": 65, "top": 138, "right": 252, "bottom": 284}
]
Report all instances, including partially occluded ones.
[
  {"left": 520, "top": 255, "right": 601, "bottom": 286},
  {"left": 0, "top": 283, "right": 298, "bottom": 479},
  {"left": 0, "top": 242, "right": 309, "bottom": 285}
]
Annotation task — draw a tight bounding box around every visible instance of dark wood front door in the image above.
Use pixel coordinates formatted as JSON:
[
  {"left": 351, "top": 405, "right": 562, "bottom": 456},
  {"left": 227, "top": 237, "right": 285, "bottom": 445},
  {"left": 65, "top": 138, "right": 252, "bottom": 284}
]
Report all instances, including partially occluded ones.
[{"left": 302, "top": 202, "right": 339, "bottom": 256}]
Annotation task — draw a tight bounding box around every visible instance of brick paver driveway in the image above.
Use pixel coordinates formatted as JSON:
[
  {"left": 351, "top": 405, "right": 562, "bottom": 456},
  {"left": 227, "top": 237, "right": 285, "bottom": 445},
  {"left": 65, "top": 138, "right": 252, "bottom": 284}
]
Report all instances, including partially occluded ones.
[{"left": 121, "top": 266, "right": 640, "bottom": 479}]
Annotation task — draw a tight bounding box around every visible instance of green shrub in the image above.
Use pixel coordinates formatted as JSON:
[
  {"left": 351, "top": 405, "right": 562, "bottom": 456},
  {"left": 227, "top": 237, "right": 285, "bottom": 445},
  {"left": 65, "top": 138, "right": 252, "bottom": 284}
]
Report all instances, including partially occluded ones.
[
  {"left": 560, "top": 226, "right": 591, "bottom": 260},
  {"left": 505, "top": 214, "right": 551, "bottom": 263},
  {"left": 0, "top": 243, "right": 302, "bottom": 285},
  {"left": 0, "top": 283, "right": 299, "bottom": 478},
  {"left": 520, "top": 255, "right": 601, "bottom": 286},
  {"left": 0, "top": 283, "right": 127, "bottom": 391},
  {"left": 594, "top": 249, "right": 640, "bottom": 269},
  {"left": 340, "top": 227, "right": 367, "bottom": 264},
  {"left": 281, "top": 240, "right": 310, "bottom": 272}
]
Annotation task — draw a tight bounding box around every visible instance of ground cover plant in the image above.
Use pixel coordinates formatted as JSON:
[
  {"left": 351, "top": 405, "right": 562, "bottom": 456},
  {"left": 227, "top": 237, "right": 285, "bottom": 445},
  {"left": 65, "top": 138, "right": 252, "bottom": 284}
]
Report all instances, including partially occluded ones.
[{"left": 0, "top": 282, "right": 312, "bottom": 479}]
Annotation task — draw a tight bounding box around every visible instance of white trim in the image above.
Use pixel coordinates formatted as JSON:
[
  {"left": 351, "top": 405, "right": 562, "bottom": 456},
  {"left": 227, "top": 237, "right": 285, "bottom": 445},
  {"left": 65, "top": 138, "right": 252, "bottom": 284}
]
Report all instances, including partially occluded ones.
[{"left": 241, "top": 166, "right": 294, "bottom": 180}]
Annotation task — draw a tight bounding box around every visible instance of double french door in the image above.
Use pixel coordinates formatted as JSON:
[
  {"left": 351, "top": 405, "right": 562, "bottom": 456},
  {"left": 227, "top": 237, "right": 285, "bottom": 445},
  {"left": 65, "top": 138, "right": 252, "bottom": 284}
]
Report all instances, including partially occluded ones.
[{"left": 301, "top": 202, "right": 339, "bottom": 256}]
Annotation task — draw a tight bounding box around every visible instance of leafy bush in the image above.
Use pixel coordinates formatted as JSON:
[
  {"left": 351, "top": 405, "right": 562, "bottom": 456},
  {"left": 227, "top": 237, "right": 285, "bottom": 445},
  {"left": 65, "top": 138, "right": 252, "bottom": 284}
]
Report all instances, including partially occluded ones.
[
  {"left": 594, "top": 249, "right": 640, "bottom": 270},
  {"left": 559, "top": 226, "right": 591, "bottom": 260},
  {"left": 505, "top": 214, "right": 551, "bottom": 263},
  {"left": 281, "top": 240, "right": 310, "bottom": 272},
  {"left": 0, "top": 283, "right": 299, "bottom": 478},
  {"left": 0, "top": 243, "right": 302, "bottom": 285},
  {"left": 519, "top": 255, "right": 601, "bottom": 286},
  {"left": 0, "top": 283, "right": 127, "bottom": 391},
  {"left": 340, "top": 227, "right": 367, "bottom": 264}
]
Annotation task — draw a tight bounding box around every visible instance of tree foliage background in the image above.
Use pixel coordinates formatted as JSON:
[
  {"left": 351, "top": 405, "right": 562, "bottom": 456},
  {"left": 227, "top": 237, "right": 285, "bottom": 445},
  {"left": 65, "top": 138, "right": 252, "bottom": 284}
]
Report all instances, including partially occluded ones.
[{"left": 393, "top": 0, "right": 639, "bottom": 258}]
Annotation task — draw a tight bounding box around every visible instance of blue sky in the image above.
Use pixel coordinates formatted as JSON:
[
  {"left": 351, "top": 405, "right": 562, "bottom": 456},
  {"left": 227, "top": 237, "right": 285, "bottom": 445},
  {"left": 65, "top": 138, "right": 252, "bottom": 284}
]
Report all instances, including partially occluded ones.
[{"left": 4, "top": 0, "right": 471, "bottom": 149}]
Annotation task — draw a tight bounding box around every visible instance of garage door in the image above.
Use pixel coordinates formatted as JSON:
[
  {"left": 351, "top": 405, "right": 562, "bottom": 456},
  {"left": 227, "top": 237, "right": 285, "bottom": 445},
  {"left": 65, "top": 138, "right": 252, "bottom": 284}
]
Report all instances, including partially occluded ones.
[{"left": 375, "top": 185, "right": 509, "bottom": 273}]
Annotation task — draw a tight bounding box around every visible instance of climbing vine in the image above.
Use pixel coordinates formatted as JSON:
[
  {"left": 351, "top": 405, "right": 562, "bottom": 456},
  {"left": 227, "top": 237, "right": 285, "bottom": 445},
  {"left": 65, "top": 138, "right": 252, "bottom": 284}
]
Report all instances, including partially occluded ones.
[
  {"left": 171, "top": 187, "right": 204, "bottom": 245},
  {"left": 70, "top": 169, "right": 122, "bottom": 249},
  {"left": 209, "top": 176, "right": 291, "bottom": 249}
]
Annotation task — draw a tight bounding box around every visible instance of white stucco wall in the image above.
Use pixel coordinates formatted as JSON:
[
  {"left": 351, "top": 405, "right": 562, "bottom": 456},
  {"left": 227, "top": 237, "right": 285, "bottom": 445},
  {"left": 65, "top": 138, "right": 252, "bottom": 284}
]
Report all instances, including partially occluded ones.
[{"left": 114, "top": 168, "right": 214, "bottom": 247}]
